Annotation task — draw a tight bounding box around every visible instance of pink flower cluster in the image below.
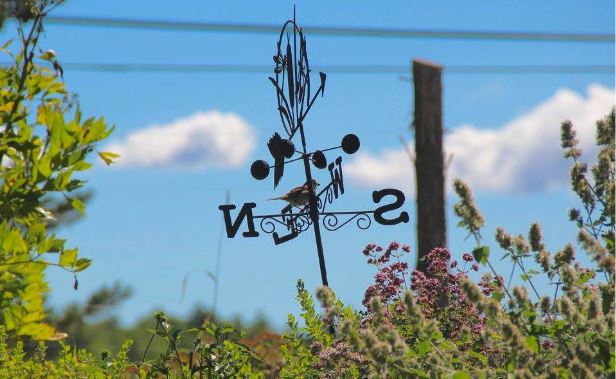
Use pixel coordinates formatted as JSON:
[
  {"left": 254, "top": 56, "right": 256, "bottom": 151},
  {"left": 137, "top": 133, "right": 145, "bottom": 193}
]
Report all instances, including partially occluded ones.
[
  {"left": 362, "top": 243, "right": 489, "bottom": 345},
  {"left": 416, "top": 248, "right": 488, "bottom": 341},
  {"left": 450, "top": 252, "right": 479, "bottom": 273},
  {"left": 410, "top": 247, "right": 455, "bottom": 315},
  {"left": 478, "top": 274, "right": 504, "bottom": 297},
  {"left": 362, "top": 242, "right": 411, "bottom": 307},
  {"left": 311, "top": 340, "right": 368, "bottom": 377}
]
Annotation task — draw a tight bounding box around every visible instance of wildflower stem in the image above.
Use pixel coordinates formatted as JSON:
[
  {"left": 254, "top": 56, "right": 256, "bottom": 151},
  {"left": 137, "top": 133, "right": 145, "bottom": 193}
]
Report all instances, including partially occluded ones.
[
  {"left": 484, "top": 259, "right": 513, "bottom": 301},
  {"left": 141, "top": 320, "right": 160, "bottom": 363},
  {"left": 395, "top": 253, "right": 409, "bottom": 290},
  {"left": 552, "top": 281, "right": 560, "bottom": 308},
  {"left": 507, "top": 264, "right": 516, "bottom": 290},
  {"left": 517, "top": 256, "right": 541, "bottom": 301}
]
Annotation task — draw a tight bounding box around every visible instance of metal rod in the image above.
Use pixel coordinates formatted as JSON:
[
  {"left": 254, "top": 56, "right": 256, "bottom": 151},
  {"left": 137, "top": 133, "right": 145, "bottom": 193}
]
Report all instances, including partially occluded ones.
[
  {"left": 298, "top": 117, "right": 329, "bottom": 287},
  {"left": 252, "top": 210, "right": 375, "bottom": 219}
]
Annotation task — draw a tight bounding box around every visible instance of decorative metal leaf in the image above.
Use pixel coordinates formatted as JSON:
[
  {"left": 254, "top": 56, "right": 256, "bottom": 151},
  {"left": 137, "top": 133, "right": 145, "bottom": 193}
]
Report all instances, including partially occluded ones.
[
  {"left": 269, "top": 77, "right": 293, "bottom": 136},
  {"left": 278, "top": 106, "right": 292, "bottom": 126},
  {"left": 319, "top": 72, "right": 327, "bottom": 95},
  {"left": 286, "top": 42, "right": 295, "bottom": 109}
]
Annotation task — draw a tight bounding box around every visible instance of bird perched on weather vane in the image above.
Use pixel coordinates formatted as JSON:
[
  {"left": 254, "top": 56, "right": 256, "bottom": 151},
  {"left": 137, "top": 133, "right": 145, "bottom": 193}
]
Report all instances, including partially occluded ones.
[{"left": 268, "top": 179, "right": 319, "bottom": 208}]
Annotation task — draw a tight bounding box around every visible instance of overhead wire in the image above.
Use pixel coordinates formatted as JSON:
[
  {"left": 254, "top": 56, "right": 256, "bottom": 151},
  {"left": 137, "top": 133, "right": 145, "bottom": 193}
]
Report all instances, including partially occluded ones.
[
  {"left": 32, "top": 15, "right": 615, "bottom": 43},
  {"left": 3, "top": 16, "right": 612, "bottom": 76},
  {"left": 25, "top": 62, "right": 616, "bottom": 75}
]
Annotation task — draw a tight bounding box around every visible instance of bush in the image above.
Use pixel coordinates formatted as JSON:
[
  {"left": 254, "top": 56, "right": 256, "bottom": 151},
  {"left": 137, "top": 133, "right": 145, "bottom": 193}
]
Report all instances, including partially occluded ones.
[
  {"left": 279, "top": 110, "right": 614, "bottom": 378},
  {"left": 0, "top": 0, "right": 115, "bottom": 340},
  {"left": 0, "top": 326, "right": 134, "bottom": 378}
]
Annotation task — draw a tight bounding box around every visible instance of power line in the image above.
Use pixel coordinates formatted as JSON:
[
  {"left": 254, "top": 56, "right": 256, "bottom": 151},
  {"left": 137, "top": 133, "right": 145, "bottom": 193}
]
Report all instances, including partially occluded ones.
[
  {"left": 39, "top": 16, "right": 614, "bottom": 43},
  {"left": 37, "top": 62, "right": 616, "bottom": 75}
]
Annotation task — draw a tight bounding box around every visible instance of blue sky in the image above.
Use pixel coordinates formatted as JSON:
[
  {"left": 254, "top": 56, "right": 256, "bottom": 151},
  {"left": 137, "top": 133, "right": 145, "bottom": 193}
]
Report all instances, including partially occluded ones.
[{"left": 3, "top": 1, "right": 614, "bottom": 329}]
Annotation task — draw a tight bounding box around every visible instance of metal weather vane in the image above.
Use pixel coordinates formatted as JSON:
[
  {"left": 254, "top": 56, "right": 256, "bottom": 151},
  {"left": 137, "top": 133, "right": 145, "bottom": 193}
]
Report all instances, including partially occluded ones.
[{"left": 218, "top": 15, "right": 409, "bottom": 287}]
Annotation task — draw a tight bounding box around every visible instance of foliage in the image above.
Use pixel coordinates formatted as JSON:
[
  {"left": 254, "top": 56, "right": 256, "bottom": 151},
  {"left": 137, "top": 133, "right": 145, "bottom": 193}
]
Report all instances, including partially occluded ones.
[
  {"left": 279, "top": 279, "right": 364, "bottom": 379},
  {"left": 134, "top": 311, "right": 267, "bottom": 378},
  {"left": 0, "top": 325, "right": 135, "bottom": 378},
  {"left": 0, "top": 0, "right": 115, "bottom": 340},
  {"left": 44, "top": 190, "right": 94, "bottom": 230},
  {"left": 39, "top": 282, "right": 276, "bottom": 368},
  {"left": 276, "top": 109, "right": 615, "bottom": 377},
  {"left": 3, "top": 110, "right": 612, "bottom": 378}
]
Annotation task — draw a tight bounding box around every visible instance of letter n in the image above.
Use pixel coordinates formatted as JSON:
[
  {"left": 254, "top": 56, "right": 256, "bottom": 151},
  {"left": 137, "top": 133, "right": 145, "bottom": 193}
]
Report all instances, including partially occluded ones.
[{"left": 218, "top": 203, "right": 259, "bottom": 238}]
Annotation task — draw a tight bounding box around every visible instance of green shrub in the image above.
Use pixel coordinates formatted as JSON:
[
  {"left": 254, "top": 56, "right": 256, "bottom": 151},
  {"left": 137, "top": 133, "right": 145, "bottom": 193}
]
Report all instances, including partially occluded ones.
[
  {"left": 278, "top": 109, "right": 615, "bottom": 378},
  {"left": 0, "top": 326, "right": 134, "bottom": 378},
  {"left": 0, "top": 0, "right": 115, "bottom": 340},
  {"left": 136, "top": 311, "right": 264, "bottom": 378}
]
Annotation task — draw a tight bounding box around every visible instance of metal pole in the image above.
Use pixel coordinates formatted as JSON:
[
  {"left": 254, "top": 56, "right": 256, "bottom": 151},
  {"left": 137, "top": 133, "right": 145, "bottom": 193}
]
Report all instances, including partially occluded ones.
[{"left": 298, "top": 123, "right": 329, "bottom": 287}]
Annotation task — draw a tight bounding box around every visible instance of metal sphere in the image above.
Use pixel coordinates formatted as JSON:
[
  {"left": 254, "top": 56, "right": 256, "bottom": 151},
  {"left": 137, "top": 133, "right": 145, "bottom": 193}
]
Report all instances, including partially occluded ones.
[
  {"left": 341, "top": 133, "right": 360, "bottom": 154},
  {"left": 312, "top": 150, "right": 327, "bottom": 169},
  {"left": 250, "top": 160, "right": 270, "bottom": 180}
]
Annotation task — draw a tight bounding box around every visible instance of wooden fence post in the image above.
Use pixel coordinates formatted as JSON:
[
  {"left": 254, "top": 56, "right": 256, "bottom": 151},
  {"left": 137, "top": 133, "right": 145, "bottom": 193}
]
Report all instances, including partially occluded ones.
[{"left": 412, "top": 58, "right": 447, "bottom": 272}]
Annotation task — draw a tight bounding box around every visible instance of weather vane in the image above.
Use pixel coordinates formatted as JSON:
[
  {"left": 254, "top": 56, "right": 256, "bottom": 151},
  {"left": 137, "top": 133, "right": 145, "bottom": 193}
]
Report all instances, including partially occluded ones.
[{"left": 219, "top": 14, "right": 409, "bottom": 287}]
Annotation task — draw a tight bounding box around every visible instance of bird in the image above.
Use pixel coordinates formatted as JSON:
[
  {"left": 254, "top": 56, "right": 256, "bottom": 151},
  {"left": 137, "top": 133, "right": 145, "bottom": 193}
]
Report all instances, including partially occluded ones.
[
  {"left": 268, "top": 180, "right": 319, "bottom": 208},
  {"left": 267, "top": 132, "right": 286, "bottom": 188}
]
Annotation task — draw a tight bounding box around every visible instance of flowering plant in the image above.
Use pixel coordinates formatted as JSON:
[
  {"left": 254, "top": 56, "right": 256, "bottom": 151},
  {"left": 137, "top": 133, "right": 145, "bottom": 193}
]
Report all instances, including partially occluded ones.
[{"left": 279, "top": 109, "right": 615, "bottom": 378}]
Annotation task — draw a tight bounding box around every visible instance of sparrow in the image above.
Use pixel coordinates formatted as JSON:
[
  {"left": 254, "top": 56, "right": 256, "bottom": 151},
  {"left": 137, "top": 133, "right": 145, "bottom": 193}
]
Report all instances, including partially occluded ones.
[{"left": 268, "top": 180, "right": 319, "bottom": 207}]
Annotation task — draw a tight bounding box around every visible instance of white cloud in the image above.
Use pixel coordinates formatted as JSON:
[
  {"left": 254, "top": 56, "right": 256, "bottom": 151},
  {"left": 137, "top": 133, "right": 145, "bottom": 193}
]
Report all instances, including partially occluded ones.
[
  {"left": 105, "top": 111, "right": 255, "bottom": 169},
  {"left": 346, "top": 84, "right": 615, "bottom": 194}
]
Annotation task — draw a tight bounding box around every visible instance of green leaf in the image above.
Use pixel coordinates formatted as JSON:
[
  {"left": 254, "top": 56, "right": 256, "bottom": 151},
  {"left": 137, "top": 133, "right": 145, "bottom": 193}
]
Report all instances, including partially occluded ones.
[
  {"left": 3, "top": 230, "right": 28, "bottom": 254},
  {"left": 71, "top": 198, "right": 86, "bottom": 215},
  {"left": 37, "top": 155, "right": 52, "bottom": 178},
  {"left": 472, "top": 245, "right": 490, "bottom": 265},
  {"left": 72, "top": 161, "right": 92, "bottom": 171},
  {"left": 98, "top": 151, "right": 120, "bottom": 165},
  {"left": 74, "top": 258, "right": 91, "bottom": 272},
  {"left": 0, "top": 38, "right": 12, "bottom": 52},
  {"left": 18, "top": 322, "right": 55, "bottom": 340},
  {"left": 576, "top": 271, "right": 595, "bottom": 286},
  {"left": 417, "top": 340, "right": 432, "bottom": 357},
  {"left": 452, "top": 372, "right": 472, "bottom": 379},
  {"left": 525, "top": 335, "right": 539, "bottom": 353},
  {"left": 520, "top": 269, "right": 540, "bottom": 282},
  {"left": 468, "top": 350, "right": 488, "bottom": 365},
  {"left": 54, "top": 171, "right": 72, "bottom": 189},
  {"left": 219, "top": 325, "right": 235, "bottom": 335},
  {"left": 59, "top": 248, "right": 77, "bottom": 267},
  {"left": 40, "top": 49, "right": 56, "bottom": 61}
]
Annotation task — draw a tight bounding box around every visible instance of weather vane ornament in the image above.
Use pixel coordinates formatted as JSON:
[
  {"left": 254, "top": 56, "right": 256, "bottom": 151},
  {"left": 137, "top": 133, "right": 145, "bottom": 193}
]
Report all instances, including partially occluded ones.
[{"left": 218, "top": 15, "right": 409, "bottom": 287}]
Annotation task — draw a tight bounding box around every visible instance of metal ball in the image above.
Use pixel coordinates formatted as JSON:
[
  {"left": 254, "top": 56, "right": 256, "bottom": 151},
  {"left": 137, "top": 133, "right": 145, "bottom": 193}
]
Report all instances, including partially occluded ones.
[
  {"left": 341, "top": 133, "right": 360, "bottom": 154},
  {"left": 311, "top": 150, "right": 327, "bottom": 169},
  {"left": 250, "top": 160, "right": 270, "bottom": 180},
  {"left": 281, "top": 139, "right": 295, "bottom": 158}
]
